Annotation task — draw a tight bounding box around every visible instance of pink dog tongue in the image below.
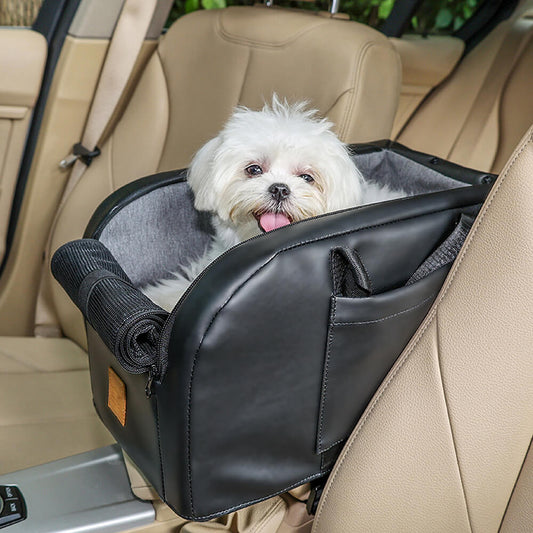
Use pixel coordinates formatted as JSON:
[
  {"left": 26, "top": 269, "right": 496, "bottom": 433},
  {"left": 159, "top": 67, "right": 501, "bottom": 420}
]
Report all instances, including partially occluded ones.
[{"left": 259, "top": 212, "right": 291, "bottom": 232}]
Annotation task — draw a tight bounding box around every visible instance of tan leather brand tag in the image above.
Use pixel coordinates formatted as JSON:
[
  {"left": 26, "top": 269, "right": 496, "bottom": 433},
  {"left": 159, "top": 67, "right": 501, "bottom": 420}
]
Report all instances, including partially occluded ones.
[{"left": 108, "top": 367, "right": 126, "bottom": 426}]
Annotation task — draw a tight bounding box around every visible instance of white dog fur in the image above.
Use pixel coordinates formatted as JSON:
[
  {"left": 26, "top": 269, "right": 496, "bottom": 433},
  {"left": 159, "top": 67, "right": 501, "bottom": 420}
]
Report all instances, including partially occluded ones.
[{"left": 142, "top": 96, "right": 403, "bottom": 311}]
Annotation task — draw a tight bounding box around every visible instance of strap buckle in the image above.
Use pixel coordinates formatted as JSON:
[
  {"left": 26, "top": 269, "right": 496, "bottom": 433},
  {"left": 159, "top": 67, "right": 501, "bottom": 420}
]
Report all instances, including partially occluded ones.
[
  {"left": 306, "top": 479, "right": 325, "bottom": 515},
  {"left": 59, "top": 143, "right": 101, "bottom": 169}
]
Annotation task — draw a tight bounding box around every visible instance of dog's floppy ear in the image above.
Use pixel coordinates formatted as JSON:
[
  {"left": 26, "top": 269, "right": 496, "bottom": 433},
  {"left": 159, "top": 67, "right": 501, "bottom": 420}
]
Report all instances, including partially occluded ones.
[{"left": 187, "top": 137, "right": 221, "bottom": 212}]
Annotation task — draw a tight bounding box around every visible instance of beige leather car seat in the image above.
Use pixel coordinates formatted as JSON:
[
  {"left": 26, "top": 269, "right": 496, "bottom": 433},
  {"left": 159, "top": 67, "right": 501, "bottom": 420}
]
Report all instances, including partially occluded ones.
[
  {"left": 313, "top": 124, "right": 533, "bottom": 532},
  {"left": 0, "top": 5, "right": 401, "bottom": 474},
  {"left": 397, "top": 0, "right": 533, "bottom": 174}
]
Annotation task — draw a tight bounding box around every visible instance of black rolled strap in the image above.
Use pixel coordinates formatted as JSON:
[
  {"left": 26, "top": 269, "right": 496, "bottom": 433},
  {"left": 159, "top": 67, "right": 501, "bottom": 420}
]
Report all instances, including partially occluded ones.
[
  {"left": 51, "top": 239, "right": 169, "bottom": 377},
  {"left": 77, "top": 269, "right": 125, "bottom": 318}
]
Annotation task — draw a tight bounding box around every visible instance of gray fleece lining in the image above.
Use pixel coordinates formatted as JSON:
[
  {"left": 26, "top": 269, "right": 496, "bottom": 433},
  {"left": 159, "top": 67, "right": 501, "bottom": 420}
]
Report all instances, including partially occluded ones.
[
  {"left": 354, "top": 151, "right": 464, "bottom": 194},
  {"left": 99, "top": 184, "right": 213, "bottom": 288},
  {"left": 98, "top": 151, "right": 468, "bottom": 287}
]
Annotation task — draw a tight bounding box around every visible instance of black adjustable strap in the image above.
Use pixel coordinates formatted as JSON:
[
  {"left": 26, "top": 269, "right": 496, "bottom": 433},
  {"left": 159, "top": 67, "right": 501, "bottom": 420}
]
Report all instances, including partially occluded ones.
[
  {"left": 380, "top": 0, "right": 424, "bottom": 37},
  {"left": 59, "top": 143, "right": 101, "bottom": 169},
  {"left": 330, "top": 247, "right": 372, "bottom": 298},
  {"left": 73, "top": 142, "right": 101, "bottom": 166},
  {"left": 306, "top": 478, "right": 326, "bottom": 516},
  {"left": 407, "top": 214, "right": 474, "bottom": 285}
]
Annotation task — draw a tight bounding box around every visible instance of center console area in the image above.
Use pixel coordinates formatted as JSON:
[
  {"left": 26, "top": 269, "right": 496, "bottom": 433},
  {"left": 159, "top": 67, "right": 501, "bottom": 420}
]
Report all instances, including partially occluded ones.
[{"left": 0, "top": 445, "right": 154, "bottom": 532}]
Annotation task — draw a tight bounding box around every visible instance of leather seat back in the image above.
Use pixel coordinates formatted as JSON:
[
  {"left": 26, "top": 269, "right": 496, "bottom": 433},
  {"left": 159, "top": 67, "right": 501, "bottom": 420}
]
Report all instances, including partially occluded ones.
[
  {"left": 45, "top": 5, "right": 401, "bottom": 347},
  {"left": 397, "top": 1, "right": 533, "bottom": 174},
  {"left": 312, "top": 124, "right": 533, "bottom": 532}
]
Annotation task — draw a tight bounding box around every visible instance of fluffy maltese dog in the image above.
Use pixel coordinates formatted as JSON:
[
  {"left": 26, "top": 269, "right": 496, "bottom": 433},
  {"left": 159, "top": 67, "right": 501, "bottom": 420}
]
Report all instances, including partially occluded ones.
[{"left": 142, "top": 97, "right": 402, "bottom": 311}]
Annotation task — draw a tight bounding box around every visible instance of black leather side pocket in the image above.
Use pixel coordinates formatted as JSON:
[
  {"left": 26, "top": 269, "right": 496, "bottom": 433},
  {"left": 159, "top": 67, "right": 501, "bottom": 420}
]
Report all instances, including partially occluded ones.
[{"left": 316, "top": 266, "right": 448, "bottom": 453}]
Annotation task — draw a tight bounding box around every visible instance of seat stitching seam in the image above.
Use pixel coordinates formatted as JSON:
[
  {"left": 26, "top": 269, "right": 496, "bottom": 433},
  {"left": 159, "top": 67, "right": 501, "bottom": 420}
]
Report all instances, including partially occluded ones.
[
  {"left": 435, "top": 312, "right": 473, "bottom": 532},
  {"left": 237, "top": 46, "right": 252, "bottom": 104},
  {"left": 155, "top": 50, "right": 171, "bottom": 172},
  {"left": 108, "top": 133, "right": 116, "bottom": 193},
  {"left": 314, "top": 132, "right": 533, "bottom": 528},
  {"left": 0, "top": 348, "right": 41, "bottom": 371},
  {"left": 323, "top": 88, "right": 356, "bottom": 119},
  {"left": 216, "top": 11, "right": 332, "bottom": 49},
  {"left": 0, "top": 414, "right": 103, "bottom": 427},
  {"left": 0, "top": 345, "right": 87, "bottom": 372},
  {"left": 338, "top": 41, "right": 374, "bottom": 140},
  {"left": 498, "top": 434, "right": 533, "bottom": 532}
]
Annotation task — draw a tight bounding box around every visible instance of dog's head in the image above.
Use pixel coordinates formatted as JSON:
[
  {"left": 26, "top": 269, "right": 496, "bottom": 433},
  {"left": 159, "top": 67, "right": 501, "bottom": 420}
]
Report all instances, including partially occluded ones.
[{"left": 188, "top": 96, "right": 364, "bottom": 241}]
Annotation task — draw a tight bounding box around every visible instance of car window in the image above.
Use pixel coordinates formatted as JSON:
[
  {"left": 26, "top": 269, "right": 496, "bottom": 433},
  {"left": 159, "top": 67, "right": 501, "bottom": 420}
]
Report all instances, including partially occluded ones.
[
  {"left": 0, "top": 0, "right": 43, "bottom": 26},
  {"left": 166, "top": 0, "right": 397, "bottom": 28},
  {"left": 166, "top": 0, "right": 486, "bottom": 33},
  {"left": 408, "top": 0, "right": 486, "bottom": 35}
]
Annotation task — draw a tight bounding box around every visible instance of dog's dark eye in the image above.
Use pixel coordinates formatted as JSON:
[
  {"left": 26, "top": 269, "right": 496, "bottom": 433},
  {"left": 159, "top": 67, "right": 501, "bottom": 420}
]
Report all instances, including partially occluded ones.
[
  {"left": 245, "top": 164, "right": 263, "bottom": 177},
  {"left": 300, "top": 173, "right": 315, "bottom": 183}
]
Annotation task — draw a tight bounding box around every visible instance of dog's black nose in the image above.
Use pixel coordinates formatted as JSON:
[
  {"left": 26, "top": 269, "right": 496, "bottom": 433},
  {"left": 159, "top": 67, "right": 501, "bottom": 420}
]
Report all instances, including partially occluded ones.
[{"left": 268, "top": 183, "right": 291, "bottom": 202}]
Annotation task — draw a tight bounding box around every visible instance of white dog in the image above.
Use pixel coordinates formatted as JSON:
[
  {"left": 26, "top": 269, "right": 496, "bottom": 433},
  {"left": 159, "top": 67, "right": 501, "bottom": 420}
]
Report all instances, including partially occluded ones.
[{"left": 142, "top": 97, "right": 402, "bottom": 311}]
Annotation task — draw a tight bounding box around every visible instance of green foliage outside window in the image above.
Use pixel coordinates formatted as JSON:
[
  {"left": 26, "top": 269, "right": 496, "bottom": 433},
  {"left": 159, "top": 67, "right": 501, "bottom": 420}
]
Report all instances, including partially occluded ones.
[
  {"left": 411, "top": 0, "right": 482, "bottom": 33},
  {"left": 166, "top": 0, "right": 484, "bottom": 35}
]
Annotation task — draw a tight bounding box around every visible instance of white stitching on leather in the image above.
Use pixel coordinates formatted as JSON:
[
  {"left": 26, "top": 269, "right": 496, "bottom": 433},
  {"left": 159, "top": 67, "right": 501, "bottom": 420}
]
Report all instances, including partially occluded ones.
[
  {"left": 333, "top": 294, "right": 435, "bottom": 325},
  {"left": 216, "top": 9, "right": 332, "bottom": 49},
  {"left": 317, "top": 298, "right": 336, "bottom": 454}
]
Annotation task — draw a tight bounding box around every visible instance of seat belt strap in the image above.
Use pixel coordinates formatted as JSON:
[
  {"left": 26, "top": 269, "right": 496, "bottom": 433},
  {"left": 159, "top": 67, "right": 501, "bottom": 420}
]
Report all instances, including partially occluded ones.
[
  {"left": 34, "top": 0, "right": 158, "bottom": 337},
  {"left": 448, "top": 15, "right": 533, "bottom": 168}
]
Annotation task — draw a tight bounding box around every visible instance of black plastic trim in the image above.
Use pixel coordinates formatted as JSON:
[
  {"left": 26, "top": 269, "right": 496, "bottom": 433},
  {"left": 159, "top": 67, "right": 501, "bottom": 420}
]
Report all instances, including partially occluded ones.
[
  {"left": 456, "top": 0, "right": 519, "bottom": 53},
  {"left": 33, "top": 0, "right": 70, "bottom": 44},
  {"left": 380, "top": 0, "right": 424, "bottom": 37},
  {"left": 0, "top": 485, "right": 26, "bottom": 529}
]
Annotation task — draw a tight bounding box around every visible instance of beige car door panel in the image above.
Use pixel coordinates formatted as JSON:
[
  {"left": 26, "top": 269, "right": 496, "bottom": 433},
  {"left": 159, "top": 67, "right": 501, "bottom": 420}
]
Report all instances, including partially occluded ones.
[{"left": 0, "top": 28, "right": 47, "bottom": 263}]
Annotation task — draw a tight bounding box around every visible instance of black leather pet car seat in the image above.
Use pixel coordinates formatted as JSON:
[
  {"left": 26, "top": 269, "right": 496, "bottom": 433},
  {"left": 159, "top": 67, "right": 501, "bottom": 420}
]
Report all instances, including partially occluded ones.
[{"left": 51, "top": 141, "right": 493, "bottom": 521}]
